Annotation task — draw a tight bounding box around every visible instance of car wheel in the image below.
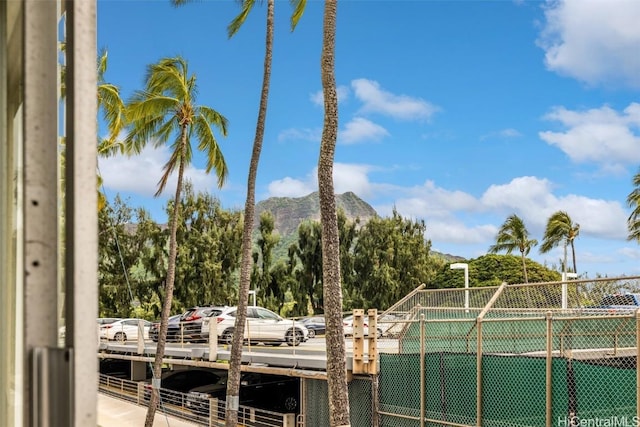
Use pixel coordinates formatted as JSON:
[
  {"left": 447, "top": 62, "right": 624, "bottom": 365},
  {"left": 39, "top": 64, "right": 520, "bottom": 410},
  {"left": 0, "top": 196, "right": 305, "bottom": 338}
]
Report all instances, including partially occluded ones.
[
  {"left": 114, "top": 332, "right": 126, "bottom": 343},
  {"left": 221, "top": 329, "right": 234, "bottom": 345},
  {"left": 307, "top": 329, "right": 316, "bottom": 338},
  {"left": 286, "top": 329, "right": 304, "bottom": 346},
  {"left": 282, "top": 395, "right": 298, "bottom": 412}
]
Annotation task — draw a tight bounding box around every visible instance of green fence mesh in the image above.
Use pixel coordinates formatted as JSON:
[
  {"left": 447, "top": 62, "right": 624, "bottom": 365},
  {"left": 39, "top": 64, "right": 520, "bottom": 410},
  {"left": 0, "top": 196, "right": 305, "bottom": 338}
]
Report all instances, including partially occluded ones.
[
  {"left": 378, "top": 353, "right": 637, "bottom": 427},
  {"left": 303, "top": 377, "right": 372, "bottom": 427}
]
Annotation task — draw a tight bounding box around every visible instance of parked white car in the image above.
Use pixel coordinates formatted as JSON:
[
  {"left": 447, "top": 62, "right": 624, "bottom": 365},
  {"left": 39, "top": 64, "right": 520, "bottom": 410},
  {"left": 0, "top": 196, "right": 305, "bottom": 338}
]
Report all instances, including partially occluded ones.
[
  {"left": 342, "top": 316, "right": 383, "bottom": 338},
  {"left": 202, "top": 306, "right": 309, "bottom": 346},
  {"left": 99, "top": 318, "right": 151, "bottom": 343}
]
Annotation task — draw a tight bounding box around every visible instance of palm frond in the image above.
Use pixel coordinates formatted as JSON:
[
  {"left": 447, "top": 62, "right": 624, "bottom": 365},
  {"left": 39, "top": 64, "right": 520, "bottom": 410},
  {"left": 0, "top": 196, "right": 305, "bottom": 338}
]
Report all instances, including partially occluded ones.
[
  {"left": 198, "top": 105, "right": 229, "bottom": 136},
  {"left": 125, "top": 115, "right": 167, "bottom": 154},
  {"left": 146, "top": 57, "right": 190, "bottom": 102},
  {"left": 98, "top": 138, "right": 126, "bottom": 157},
  {"left": 155, "top": 134, "right": 189, "bottom": 197},
  {"left": 228, "top": 0, "right": 257, "bottom": 38},
  {"left": 97, "top": 48, "right": 109, "bottom": 82},
  {"left": 540, "top": 210, "right": 579, "bottom": 253},
  {"left": 489, "top": 214, "right": 537, "bottom": 255},
  {"left": 127, "top": 94, "right": 179, "bottom": 123},
  {"left": 290, "top": 0, "right": 306, "bottom": 31},
  {"left": 193, "top": 115, "right": 228, "bottom": 187},
  {"left": 627, "top": 169, "right": 640, "bottom": 241},
  {"left": 98, "top": 83, "right": 126, "bottom": 140}
]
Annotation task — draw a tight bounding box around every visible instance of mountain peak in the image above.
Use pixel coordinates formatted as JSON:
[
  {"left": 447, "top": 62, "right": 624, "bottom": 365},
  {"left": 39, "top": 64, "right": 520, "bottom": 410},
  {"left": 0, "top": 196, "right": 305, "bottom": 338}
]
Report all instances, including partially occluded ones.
[{"left": 255, "top": 191, "right": 378, "bottom": 235}]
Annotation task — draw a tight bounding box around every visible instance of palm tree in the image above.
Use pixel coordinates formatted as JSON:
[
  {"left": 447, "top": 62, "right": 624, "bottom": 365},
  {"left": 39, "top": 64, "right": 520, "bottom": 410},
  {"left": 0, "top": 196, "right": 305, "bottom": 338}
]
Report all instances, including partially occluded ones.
[
  {"left": 218, "top": 0, "right": 304, "bottom": 423},
  {"left": 489, "top": 214, "right": 538, "bottom": 283},
  {"left": 318, "top": 0, "right": 351, "bottom": 425},
  {"left": 168, "top": 1, "right": 305, "bottom": 424},
  {"left": 627, "top": 169, "right": 640, "bottom": 242},
  {"left": 540, "top": 210, "right": 580, "bottom": 275},
  {"left": 123, "top": 57, "right": 229, "bottom": 427}
]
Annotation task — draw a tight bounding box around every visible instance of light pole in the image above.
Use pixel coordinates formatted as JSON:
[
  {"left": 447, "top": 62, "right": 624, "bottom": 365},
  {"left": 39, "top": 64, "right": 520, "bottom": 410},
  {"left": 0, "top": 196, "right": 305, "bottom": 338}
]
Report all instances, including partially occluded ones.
[
  {"left": 450, "top": 262, "right": 469, "bottom": 311},
  {"left": 561, "top": 271, "right": 578, "bottom": 310}
]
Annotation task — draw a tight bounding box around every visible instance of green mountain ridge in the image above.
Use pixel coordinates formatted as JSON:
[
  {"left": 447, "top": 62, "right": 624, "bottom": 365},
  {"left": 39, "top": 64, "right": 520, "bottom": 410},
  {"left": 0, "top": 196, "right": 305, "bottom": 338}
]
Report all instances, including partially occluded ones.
[
  {"left": 254, "top": 191, "right": 378, "bottom": 235},
  {"left": 254, "top": 191, "right": 462, "bottom": 263}
]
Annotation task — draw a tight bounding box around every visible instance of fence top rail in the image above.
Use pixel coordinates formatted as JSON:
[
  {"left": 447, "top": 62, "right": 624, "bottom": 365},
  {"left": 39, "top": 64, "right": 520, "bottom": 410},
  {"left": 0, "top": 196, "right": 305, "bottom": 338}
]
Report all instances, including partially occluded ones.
[{"left": 381, "top": 275, "right": 640, "bottom": 320}]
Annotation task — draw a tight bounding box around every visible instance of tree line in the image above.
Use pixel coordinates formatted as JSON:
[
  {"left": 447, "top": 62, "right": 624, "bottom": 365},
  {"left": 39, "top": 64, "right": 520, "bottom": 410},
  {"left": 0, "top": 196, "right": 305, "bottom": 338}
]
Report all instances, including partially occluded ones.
[{"left": 98, "top": 187, "right": 444, "bottom": 319}]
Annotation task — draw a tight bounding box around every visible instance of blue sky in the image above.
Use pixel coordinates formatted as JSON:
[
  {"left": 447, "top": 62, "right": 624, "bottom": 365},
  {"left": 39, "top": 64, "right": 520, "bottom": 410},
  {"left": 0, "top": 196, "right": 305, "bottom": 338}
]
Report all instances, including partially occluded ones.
[{"left": 98, "top": 0, "right": 640, "bottom": 278}]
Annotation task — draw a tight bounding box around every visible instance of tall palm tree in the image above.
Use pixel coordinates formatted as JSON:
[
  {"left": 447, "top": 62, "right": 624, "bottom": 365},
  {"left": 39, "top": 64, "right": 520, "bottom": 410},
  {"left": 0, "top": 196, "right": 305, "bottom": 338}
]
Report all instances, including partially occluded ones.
[
  {"left": 123, "top": 57, "right": 229, "bottom": 427},
  {"left": 489, "top": 214, "right": 538, "bottom": 283},
  {"left": 627, "top": 169, "right": 640, "bottom": 242},
  {"left": 169, "top": 0, "right": 306, "bottom": 424},
  {"left": 318, "top": 1, "right": 351, "bottom": 425},
  {"left": 203, "top": 0, "right": 303, "bottom": 423},
  {"left": 540, "top": 210, "right": 580, "bottom": 275}
]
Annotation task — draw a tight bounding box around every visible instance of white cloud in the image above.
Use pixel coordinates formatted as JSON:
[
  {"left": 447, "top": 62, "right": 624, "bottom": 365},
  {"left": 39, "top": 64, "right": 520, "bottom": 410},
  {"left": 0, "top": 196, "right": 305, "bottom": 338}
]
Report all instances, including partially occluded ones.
[
  {"left": 425, "top": 221, "right": 497, "bottom": 245},
  {"left": 351, "top": 78, "right": 440, "bottom": 121},
  {"left": 481, "top": 176, "right": 557, "bottom": 214},
  {"left": 618, "top": 247, "right": 640, "bottom": 261},
  {"left": 480, "top": 128, "right": 523, "bottom": 141},
  {"left": 99, "top": 145, "right": 218, "bottom": 197},
  {"left": 277, "top": 127, "right": 322, "bottom": 143},
  {"left": 266, "top": 163, "right": 374, "bottom": 198},
  {"left": 537, "top": 0, "right": 640, "bottom": 88},
  {"left": 480, "top": 176, "right": 628, "bottom": 239},
  {"left": 399, "top": 180, "right": 480, "bottom": 218},
  {"left": 340, "top": 117, "right": 390, "bottom": 144},
  {"left": 267, "top": 177, "right": 316, "bottom": 198},
  {"left": 539, "top": 103, "right": 640, "bottom": 173},
  {"left": 309, "top": 85, "right": 350, "bottom": 106}
]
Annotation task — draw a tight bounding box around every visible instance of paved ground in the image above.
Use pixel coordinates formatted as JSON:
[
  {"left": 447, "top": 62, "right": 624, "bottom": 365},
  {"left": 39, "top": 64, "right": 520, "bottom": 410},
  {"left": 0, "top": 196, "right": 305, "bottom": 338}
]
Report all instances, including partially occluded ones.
[{"left": 98, "top": 394, "right": 200, "bottom": 427}]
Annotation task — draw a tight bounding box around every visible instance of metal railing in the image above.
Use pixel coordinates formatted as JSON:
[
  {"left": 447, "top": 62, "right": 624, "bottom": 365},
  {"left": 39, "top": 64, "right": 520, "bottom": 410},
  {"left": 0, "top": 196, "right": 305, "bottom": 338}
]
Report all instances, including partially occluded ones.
[{"left": 99, "top": 374, "right": 297, "bottom": 427}]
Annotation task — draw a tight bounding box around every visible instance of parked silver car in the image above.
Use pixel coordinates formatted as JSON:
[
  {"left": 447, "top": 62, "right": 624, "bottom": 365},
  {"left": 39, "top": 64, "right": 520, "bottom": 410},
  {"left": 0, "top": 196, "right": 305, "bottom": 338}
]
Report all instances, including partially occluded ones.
[{"left": 202, "top": 306, "right": 309, "bottom": 346}]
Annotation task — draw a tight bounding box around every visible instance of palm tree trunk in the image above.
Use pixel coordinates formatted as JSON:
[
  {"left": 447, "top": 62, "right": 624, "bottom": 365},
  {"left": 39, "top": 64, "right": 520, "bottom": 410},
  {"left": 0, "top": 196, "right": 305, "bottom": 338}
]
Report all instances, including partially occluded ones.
[
  {"left": 520, "top": 251, "right": 529, "bottom": 283},
  {"left": 225, "top": 1, "right": 274, "bottom": 425},
  {"left": 570, "top": 240, "right": 577, "bottom": 274},
  {"left": 319, "top": 1, "right": 351, "bottom": 426},
  {"left": 144, "top": 127, "right": 188, "bottom": 427}
]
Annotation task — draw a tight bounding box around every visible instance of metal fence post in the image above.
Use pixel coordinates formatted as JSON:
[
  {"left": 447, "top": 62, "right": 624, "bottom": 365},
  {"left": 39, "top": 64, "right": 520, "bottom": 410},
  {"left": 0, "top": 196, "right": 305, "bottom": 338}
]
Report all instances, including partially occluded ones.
[
  {"left": 546, "top": 311, "right": 553, "bottom": 427},
  {"left": 636, "top": 309, "right": 640, "bottom": 420},
  {"left": 209, "top": 320, "right": 217, "bottom": 362},
  {"left": 475, "top": 282, "right": 507, "bottom": 427},
  {"left": 476, "top": 317, "right": 483, "bottom": 427},
  {"left": 420, "top": 313, "right": 425, "bottom": 427}
]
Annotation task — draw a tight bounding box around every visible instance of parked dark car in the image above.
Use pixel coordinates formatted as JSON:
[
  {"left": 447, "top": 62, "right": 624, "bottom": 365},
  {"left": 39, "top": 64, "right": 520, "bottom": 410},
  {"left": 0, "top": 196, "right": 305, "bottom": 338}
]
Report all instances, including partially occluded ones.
[
  {"left": 186, "top": 372, "right": 300, "bottom": 415},
  {"left": 144, "top": 368, "right": 227, "bottom": 406},
  {"left": 300, "top": 316, "right": 325, "bottom": 338},
  {"left": 150, "top": 307, "right": 222, "bottom": 342},
  {"left": 149, "top": 314, "right": 181, "bottom": 342}
]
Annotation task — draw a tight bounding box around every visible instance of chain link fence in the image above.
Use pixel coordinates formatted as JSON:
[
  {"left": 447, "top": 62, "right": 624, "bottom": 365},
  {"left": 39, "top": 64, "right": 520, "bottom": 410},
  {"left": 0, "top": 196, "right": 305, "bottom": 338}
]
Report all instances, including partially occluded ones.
[{"left": 373, "top": 276, "right": 640, "bottom": 427}]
